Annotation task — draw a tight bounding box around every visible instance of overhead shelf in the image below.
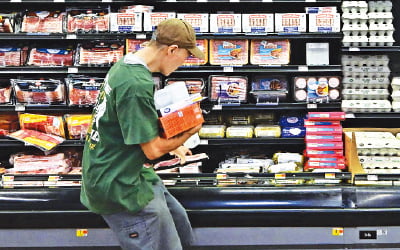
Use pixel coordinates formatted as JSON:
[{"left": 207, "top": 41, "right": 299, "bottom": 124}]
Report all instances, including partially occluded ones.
[
  {"left": 203, "top": 102, "right": 342, "bottom": 111},
  {"left": 199, "top": 138, "right": 304, "bottom": 145},
  {"left": 0, "top": 104, "right": 92, "bottom": 112},
  {"left": 4, "top": 0, "right": 341, "bottom": 3}
]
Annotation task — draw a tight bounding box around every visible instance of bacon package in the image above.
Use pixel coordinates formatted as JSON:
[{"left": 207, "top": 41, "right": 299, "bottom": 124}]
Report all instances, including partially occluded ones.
[
  {"left": 64, "top": 114, "right": 92, "bottom": 139},
  {"left": 8, "top": 129, "right": 65, "bottom": 152},
  {"left": 0, "top": 114, "right": 19, "bottom": 137},
  {"left": 0, "top": 78, "right": 12, "bottom": 104},
  {"left": 0, "top": 13, "right": 16, "bottom": 33},
  {"left": 209, "top": 75, "right": 248, "bottom": 103},
  {"left": 21, "top": 10, "right": 65, "bottom": 33},
  {"left": 75, "top": 40, "right": 124, "bottom": 66},
  {"left": 10, "top": 153, "right": 71, "bottom": 174},
  {"left": 209, "top": 39, "right": 248, "bottom": 65},
  {"left": 66, "top": 75, "right": 102, "bottom": 106},
  {"left": 165, "top": 78, "right": 205, "bottom": 95},
  {"left": 19, "top": 113, "right": 65, "bottom": 138},
  {"left": 27, "top": 48, "right": 74, "bottom": 66},
  {"left": 250, "top": 39, "right": 290, "bottom": 65},
  {"left": 126, "top": 39, "right": 149, "bottom": 54},
  {"left": 0, "top": 47, "right": 28, "bottom": 66},
  {"left": 67, "top": 7, "right": 110, "bottom": 33},
  {"left": 12, "top": 79, "right": 65, "bottom": 105},
  {"left": 183, "top": 39, "right": 208, "bottom": 66}
]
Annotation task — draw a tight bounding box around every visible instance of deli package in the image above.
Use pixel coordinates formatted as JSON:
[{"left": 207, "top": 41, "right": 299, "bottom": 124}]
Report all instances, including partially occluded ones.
[
  {"left": 19, "top": 113, "right": 66, "bottom": 138},
  {"left": 126, "top": 39, "right": 149, "bottom": 54},
  {"left": 165, "top": 78, "right": 205, "bottom": 96},
  {"left": 293, "top": 76, "right": 341, "bottom": 103},
  {"left": 67, "top": 6, "right": 110, "bottom": 33},
  {"left": 143, "top": 12, "right": 176, "bottom": 31},
  {"left": 177, "top": 13, "right": 209, "bottom": 33},
  {"left": 0, "top": 13, "right": 17, "bottom": 33},
  {"left": 250, "top": 39, "right": 290, "bottom": 65},
  {"left": 209, "top": 14, "right": 241, "bottom": 33},
  {"left": 66, "top": 75, "right": 103, "bottom": 106},
  {"left": 75, "top": 40, "right": 124, "bottom": 66},
  {"left": 27, "top": 48, "right": 74, "bottom": 67},
  {"left": 8, "top": 129, "right": 65, "bottom": 152},
  {"left": 250, "top": 75, "right": 288, "bottom": 103},
  {"left": 209, "top": 75, "right": 248, "bottom": 103},
  {"left": 242, "top": 14, "right": 274, "bottom": 33},
  {"left": 275, "top": 13, "right": 307, "bottom": 33},
  {"left": 110, "top": 12, "right": 142, "bottom": 33},
  {"left": 0, "top": 47, "right": 28, "bottom": 67},
  {"left": 12, "top": 79, "right": 65, "bottom": 105},
  {"left": 209, "top": 39, "right": 248, "bottom": 65},
  {"left": 64, "top": 114, "right": 92, "bottom": 140},
  {"left": 0, "top": 78, "right": 12, "bottom": 104},
  {"left": 183, "top": 39, "right": 208, "bottom": 66},
  {"left": 21, "top": 10, "right": 65, "bottom": 33}
]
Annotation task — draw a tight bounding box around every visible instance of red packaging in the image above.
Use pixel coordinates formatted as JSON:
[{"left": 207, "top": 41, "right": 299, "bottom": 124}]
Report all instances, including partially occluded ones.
[
  {"left": 304, "top": 160, "right": 346, "bottom": 171},
  {"left": 27, "top": 48, "right": 74, "bottom": 66},
  {"left": 305, "top": 125, "right": 343, "bottom": 135},
  {"left": 305, "top": 134, "right": 343, "bottom": 142},
  {"left": 21, "top": 10, "right": 65, "bottom": 33},
  {"left": 76, "top": 41, "right": 124, "bottom": 66},
  {"left": 306, "top": 141, "right": 343, "bottom": 150},
  {"left": 307, "top": 112, "right": 346, "bottom": 121},
  {"left": 304, "top": 149, "right": 344, "bottom": 158},
  {"left": 126, "top": 39, "right": 149, "bottom": 54},
  {"left": 304, "top": 120, "right": 341, "bottom": 126}
]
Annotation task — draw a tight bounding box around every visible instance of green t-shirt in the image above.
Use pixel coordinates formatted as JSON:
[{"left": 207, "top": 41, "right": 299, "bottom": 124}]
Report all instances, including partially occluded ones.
[{"left": 80, "top": 56, "right": 160, "bottom": 215}]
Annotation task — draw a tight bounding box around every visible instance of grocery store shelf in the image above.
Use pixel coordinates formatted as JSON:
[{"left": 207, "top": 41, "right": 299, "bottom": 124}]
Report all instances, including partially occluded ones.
[
  {"left": 200, "top": 138, "right": 305, "bottom": 145},
  {"left": 4, "top": 0, "right": 341, "bottom": 3},
  {"left": 345, "top": 112, "right": 400, "bottom": 119},
  {"left": 0, "top": 104, "right": 92, "bottom": 112},
  {"left": 0, "top": 66, "right": 110, "bottom": 74},
  {"left": 0, "top": 139, "right": 85, "bottom": 147},
  {"left": 204, "top": 102, "right": 342, "bottom": 111}
]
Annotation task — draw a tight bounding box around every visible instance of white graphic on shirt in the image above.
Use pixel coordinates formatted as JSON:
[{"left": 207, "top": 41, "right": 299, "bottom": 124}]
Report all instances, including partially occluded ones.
[{"left": 89, "top": 74, "right": 110, "bottom": 144}]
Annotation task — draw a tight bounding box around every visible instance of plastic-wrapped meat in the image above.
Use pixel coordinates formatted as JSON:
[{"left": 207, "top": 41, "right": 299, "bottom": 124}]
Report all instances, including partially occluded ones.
[
  {"left": 0, "top": 78, "right": 11, "bottom": 103},
  {"left": 12, "top": 79, "right": 65, "bottom": 104},
  {"left": 8, "top": 129, "right": 65, "bottom": 152},
  {"left": 11, "top": 153, "right": 71, "bottom": 174},
  {"left": 64, "top": 114, "right": 92, "bottom": 139},
  {"left": 209, "top": 39, "right": 249, "bottom": 65},
  {"left": 21, "top": 11, "right": 65, "bottom": 33},
  {"left": 67, "top": 8, "right": 110, "bottom": 33},
  {"left": 0, "top": 14, "right": 15, "bottom": 33},
  {"left": 154, "top": 153, "right": 208, "bottom": 169},
  {"left": 126, "top": 39, "right": 148, "bottom": 54},
  {"left": 0, "top": 47, "right": 28, "bottom": 66},
  {"left": 0, "top": 114, "right": 19, "bottom": 137},
  {"left": 19, "top": 113, "right": 65, "bottom": 138},
  {"left": 76, "top": 41, "right": 124, "bottom": 66},
  {"left": 27, "top": 48, "right": 74, "bottom": 66},
  {"left": 209, "top": 75, "right": 248, "bottom": 102},
  {"left": 66, "top": 76, "right": 103, "bottom": 106}
]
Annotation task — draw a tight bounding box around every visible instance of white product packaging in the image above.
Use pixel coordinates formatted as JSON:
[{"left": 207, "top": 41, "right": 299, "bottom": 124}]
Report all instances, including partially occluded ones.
[
  {"left": 242, "top": 14, "right": 274, "bottom": 33},
  {"left": 308, "top": 13, "right": 341, "bottom": 32},
  {"left": 110, "top": 12, "right": 142, "bottom": 32},
  {"left": 306, "top": 43, "right": 329, "bottom": 65},
  {"left": 143, "top": 12, "right": 176, "bottom": 31},
  {"left": 275, "top": 13, "right": 307, "bottom": 33},
  {"left": 177, "top": 13, "right": 209, "bottom": 33},
  {"left": 210, "top": 14, "right": 241, "bottom": 33}
]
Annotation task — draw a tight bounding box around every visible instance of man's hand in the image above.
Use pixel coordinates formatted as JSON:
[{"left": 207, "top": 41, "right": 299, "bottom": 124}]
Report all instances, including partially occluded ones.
[{"left": 169, "top": 145, "right": 192, "bottom": 164}]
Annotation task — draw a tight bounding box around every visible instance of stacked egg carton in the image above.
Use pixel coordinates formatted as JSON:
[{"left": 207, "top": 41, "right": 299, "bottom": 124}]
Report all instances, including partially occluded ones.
[
  {"left": 356, "top": 132, "right": 400, "bottom": 174},
  {"left": 341, "top": 54, "right": 392, "bottom": 112},
  {"left": 392, "top": 77, "right": 400, "bottom": 112},
  {"left": 342, "top": 0, "right": 394, "bottom": 47}
]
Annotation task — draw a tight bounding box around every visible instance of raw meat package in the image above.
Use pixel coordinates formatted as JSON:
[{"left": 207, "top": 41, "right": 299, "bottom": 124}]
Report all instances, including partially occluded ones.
[
  {"left": 0, "top": 114, "right": 19, "bottom": 137},
  {"left": 10, "top": 153, "right": 71, "bottom": 174},
  {"left": 110, "top": 12, "right": 142, "bottom": 32},
  {"left": 250, "top": 75, "right": 288, "bottom": 103},
  {"left": 19, "top": 113, "right": 65, "bottom": 138},
  {"left": 21, "top": 10, "right": 65, "bottom": 33},
  {"left": 66, "top": 75, "right": 103, "bottom": 106},
  {"left": 250, "top": 39, "right": 290, "bottom": 65},
  {"left": 0, "top": 47, "right": 28, "bottom": 66},
  {"left": 165, "top": 78, "right": 205, "bottom": 95},
  {"left": 64, "top": 114, "right": 92, "bottom": 139},
  {"left": 143, "top": 12, "right": 176, "bottom": 31},
  {"left": 209, "top": 14, "right": 241, "bottom": 33},
  {"left": 27, "top": 48, "right": 74, "bottom": 66},
  {"left": 126, "top": 39, "right": 149, "bottom": 54},
  {"left": 67, "top": 7, "right": 110, "bottom": 33},
  {"left": 12, "top": 79, "right": 65, "bottom": 105},
  {"left": 209, "top": 39, "right": 248, "bottom": 65},
  {"left": 119, "top": 5, "right": 154, "bottom": 13},
  {"left": 0, "top": 78, "right": 12, "bottom": 104},
  {"left": 0, "top": 13, "right": 16, "bottom": 33},
  {"left": 75, "top": 40, "right": 124, "bottom": 66},
  {"left": 183, "top": 39, "right": 208, "bottom": 66},
  {"left": 177, "top": 13, "right": 209, "bottom": 33},
  {"left": 293, "top": 76, "right": 341, "bottom": 103},
  {"left": 209, "top": 75, "right": 248, "bottom": 103},
  {"left": 8, "top": 129, "right": 65, "bottom": 152},
  {"left": 242, "top": 14, "right": 274, "bottom": 33}
]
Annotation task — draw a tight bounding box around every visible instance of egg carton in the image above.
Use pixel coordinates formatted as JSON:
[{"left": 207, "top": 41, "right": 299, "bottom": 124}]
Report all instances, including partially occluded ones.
[
  {"left": 357, "top": 148, "right": 400, "bottom": 156},
  {"left": 342, "top": 13, "right": 369, "bottom": 25},
  {"left": 392, "top": 77, "right": 400, "bottom": 91},
  {"left": 363, "top": 168, "right": 400, "bottom": 174},
  {"left": 342, "top": 71, "right": 390, "bottom": 79},
  {"left": 356, "top": 137, "right": 400, "bottom": 149},
  {"left": 342, "top": 88, "right": 389, "bottom": 100},
  {"left": 368, "top": 12, "right": 393, "bottom": 24},
  {"left": 342, "top": 35, "right": 369, "bottom": 47},
  {"left": 341, "top": 55, "right": 389, "bottom": 67},
  {"left": 369, "top": 23, "right": 394, "bottom": 36},
  {"left": 342, "top": 1, "right": 368, "bottom": 14},
  {"left": 342, "top": 24, "right": 369, "bottom": 36},
  {"left": 343, "top": 65, "right": 390, "bottom": 73},
  {"left": 393, "top": 101, "right": 400, "bottom": 112},
  {"left": 392, "top": 91, "right": 400, "bottom": 102},
  {"left": 355, "top": 131, "right": 396, "bottom": 139},
  {"left": 368, "top": 0, "right": 393, "bottom": 13},
  {"left": 341, "top": 99, "right": 392, "bottom": 112},
  {"left": 359, "top": 155, "right": 400, "bottom": 164},
  {"left": 369, "top": 36, "right": 395, "bottom": 46},
  {"left": 363, "top": 163, "right": 400, "bottom": 169}
]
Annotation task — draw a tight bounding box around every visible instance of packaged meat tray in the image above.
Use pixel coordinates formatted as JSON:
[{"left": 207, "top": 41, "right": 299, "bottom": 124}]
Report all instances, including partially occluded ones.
[
  {"left": 254, "top": 125, "right": 281, "bottom": 138},
  {"left": 11, "top": 153, "right": 71, "bottom": 175},
  {"left": 293, "top": 76, "right": 341, "bottom": 103},
  {"left": 199, "top": 125, "right": 226, "bottom": 138},
  {"left": 308, "top": 13, "right": 341, "bottom": 32},
  {"left": 0, "top": 13, "right": 16, "bottom": 33},
  {"left": 209, "top": 75, "right": 248, "bottom": 103},
  {"left": 0, "top": 114, "right": 19, "bottom": 137},
  {"left": 250, "top": 75, "right": 288, "bottom": 103},
  {"left": 12, "top": 79, "right": 65, "bottom": 105},
  {"left": 165, "top": 78, "right": 205, "bottom": 95},
  {"left": 209, "top": 14, "right": 241, "bottom": 33},
  {"left": 65, "top": 114, "right": 92, "bottom": 140},
  {"left": 0, "top": 47, "right": 28, "bottom": 67},
  {"left": 66, "top": 75, "right": 103, "bottom": 106},
  {"left": 126, "top": 39, "right": 149, "bottom": 54},
  {"left": 67, "top": 7, "right": 110, "bottom": 33},
  {"left": 27, "top": 48, "right": 74, "bottom": 67},
  {"left": 275, "top": 13, "right": 307, "bottom": 33},
  {"left": 21, "top": 10, "right": 65, "bottom": 33},
  {"left": 242, "top": 14, "right": 274, "bottom": 33},
  {"left": 8, "top": 129, "right": 65, "bottom": 152},
  {"left": 209, "top": 39, "right": 248, "bottom": 66},
  {"left": 177, "top": 13, "right": 209, "bottom": 33},
  {"left": 143, "top": 12, "right": 176, "bottom": 31},
  {"left": 19, "top": 113, "right": 65, "bottom": 138},
  {"left": 0, "top": 78, "right": 12, "bottom": 104},
  {"left": 250, "top": 39, "right": 290, "bottom": 65},
  {"left": 75, "top": 41, "right": 124, "bottom": 66},
  {"left": 183, "top": 40, "right": 208, "bottom": 66},
  {"left": 110, "top": 12, "right": 142, "bottom": 33},
  {"left": 226, "top": 125, "right": 254, "bottom": 138}
]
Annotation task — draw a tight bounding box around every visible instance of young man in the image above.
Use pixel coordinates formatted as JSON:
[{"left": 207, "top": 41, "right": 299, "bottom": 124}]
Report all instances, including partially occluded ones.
[{"left": 80, "top": 18, "right": 205, "bottom": 250}]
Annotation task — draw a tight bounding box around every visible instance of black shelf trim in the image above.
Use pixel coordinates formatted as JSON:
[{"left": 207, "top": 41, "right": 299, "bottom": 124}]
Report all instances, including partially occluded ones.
[
  {"left": 177, "top": 65, "right": 342, "bottom": 73},
  {"left": 200, "top": 138, "right": 305, "bottom": 145},
  {"left": 345, "top": 112, "right": 400, "bottom": 119},
  {"left": 5, "top": 0, "right": 341, "bottom": 3},
  {"left": 342, "top": 46, "right": 400, "bottom": 53},
  {"left": 202, "top": 102, "right": 341, "bottom": 111},
  {"left": 0, "top": 104, "right": 92, "bottom": 112},
  {"left": 0, "top": 139, "right": 85, "bottom": 147}
]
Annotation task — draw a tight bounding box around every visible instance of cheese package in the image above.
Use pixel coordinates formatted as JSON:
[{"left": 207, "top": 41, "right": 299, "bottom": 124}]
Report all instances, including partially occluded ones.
[
  {"left": 306, "top": 142, "right": 343, "bottom": 150},
  {"left": 64, "top": 114, "right": 92, "bottom": 140},
  {"left": 210, "top": 14, "right": 241, "bottom": 33},
  {"left": 226, "top": 125, "right": 254, "bottom": 138},
  {"left": 209, "top": 75, "right": 248, "bottom": 103},
  {"left": 143, "top": 12, "right": 176, "bottom": 31},
  {"left": 199, "top": 125, "right": 226, "bottom": 138},
  {"left": 177, "top": 13, "right": 209, "bottom": 33},
  {"left": 183, "top": 40, "right": 208, "bottom": 66},
  {"left": 250, "top": 39, "right": 290, "bottom": 65},
  {"left": 275, "top": 13, "right": 307, "bottom": 33},
  {"left": 308, "top": 13, "right": 341, "bottom": 32},
  {"left": 307, "top": 112, "right": 345, "bottom": 121},
  {"left": 209, "top": 39, "right": 248, "bottom": 65},
  {"left": 242, "top": 14, "right": 274, "bottom": 33},
  {"left": 306, "top": 126, "right": 343, "bottom": 135},
  {"left": 19, "top": 113, "right": 66, "bottom": 138},
  {"left": 254, "top": 125, "right": 281, "bottom": 138},
  {"left": 110, "top": 12, "right": 142, "bottom": 32},
  {"left": 305, "top": 134, "right": 342, "bottom": 142},
  {"left": 126, "top": 39, "right": 149, "bottom": 54}
]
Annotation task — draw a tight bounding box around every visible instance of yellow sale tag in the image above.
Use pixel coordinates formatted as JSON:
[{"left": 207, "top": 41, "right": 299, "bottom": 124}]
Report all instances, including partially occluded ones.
[
  {"left": 325, "top": 173, "right": 336, "bottom": 179},
  {"left": 76, "top": 229, "right": 88, "bottom": 237},
  {"left": 332, "top": 227, "right": 344, "bottom": 236},
  {"left": 216, "top": 174, "right": 227, "bottom": 180},
  {"left": 275, "top": 173, "right": 286, "bottom": 179}
]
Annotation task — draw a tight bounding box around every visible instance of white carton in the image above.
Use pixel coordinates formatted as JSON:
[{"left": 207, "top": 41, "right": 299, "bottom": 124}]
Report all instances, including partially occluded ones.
[
  {"left": 308, "top": 13, "right": 341, "bottom": 32},
  {"left": 110, "top": 12, "right": 142, "bottom": 32},
  {"left": 143, "top": 12, "right": 176, "bottom": 31},
  {"left": 275, "top": 13, "right": 307, "bottom": 33},
  {"left": 242, "top": 14, "right": 274, "bottom": 33},
  {"left": 177, "top": 13, "right": 209, "bottom": 33},
  {"left": 210, "top": 14, "right": 242, "bottom": 33}
]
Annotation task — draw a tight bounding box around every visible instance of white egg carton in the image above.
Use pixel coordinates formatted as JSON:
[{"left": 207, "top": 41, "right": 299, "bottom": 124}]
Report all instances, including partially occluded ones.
[
  {"left": 368, "top": 0, "right": 393, "bottom": 13},
  {"left": 364, "top": 168, "right": 400, "bottom": 174},
  {"left": 341, "top": 99, "right": 392, "bottom": 112},
  {"left": 342, "top": 72, "right": 390, "bottom": 79},
  {"left": 369, "top": 36, "right": 395, "bottom": 46},
  {"left": 358, "top": 148, "right": 400, "bottom": 156},
  {"left": 341, "top": 55, "right": 389, "bottom": 67},
  {"left": 392, "top": 77, "right": 400, "bottom": 91},
  {"left": 392, "top": 101, "right": 400, "bottom": 112},
  {"left": 342, "top": 35, "right": 369, "bottom": 47},
  {"left": 369, "top": 23, "right": 394, "bottom": 36},
  {"left": 342, "top": 88, "right": 389, "bottom": 100},
  {"left": 342, "top": 13, "right": 369, "bottom": 25},
  {"left": 368, "top": 12, "right": 393, "bottom": 24},
  {"left": 342, "top": 1, "right": 368, "bottom": 14},
  {"left": 392, "top": 91, "right": 400, "bottom": 101},
  {"left": 342, "top": 77, "right": 390, "bottom": 89},
  {"left": 343, "top": 65, "right": 391, "bottom": 73},
  {"left": 355, "top": 131, "right": 396, "bottom": 139},
  {"left": 342, "top": 24, "right": 369, "bottom": 36}
]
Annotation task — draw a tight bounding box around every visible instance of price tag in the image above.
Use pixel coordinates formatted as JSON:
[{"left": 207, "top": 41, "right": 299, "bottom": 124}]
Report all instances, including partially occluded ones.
[
  {"left": 197, "top": 0, "right": 207, "bottom": 2},
  {"left": 48, "top": 176, "right": 60, "bottom": 182},
  {"left": 76, "top": 229, "right": 88, "bottom": 237},
  {"left": 332, "top": 227, "right": 344, "bottom": 236},
  {"left": 66, "top": 34, "right": 77, "bottom": 39},
  {"left": 15, "top": 103, "right": 25, "bottom": 111},
  {"left": 307, "top": 103, "right": 317, "bottom": 109},
  {"left": 298, "top": 66, "right": 309, "bottom": 71},
  {"left": 216, "top": 173, "right": 227, "bottom": 179},
  {"left": 305, "top": 0, "right": 316, "bottom": 2},
  {"left": 262, "top": 0, "right": 273, "bottom": 2},
  {"left": 102, "top": 0, "right": 112, "bottom": 2},
  {"left": 10, "top": 0, "right": 22, "bottom": 2},
  {"left": 275, "top": 173, "right": 286, "bottom": 179},
  {"left": 230, "top": 0, "right": 240, "bottom": 2},
  {"left": 166, "top": 0, "right": 177, "bottom": 2},
  {"left": 345, "top": 113, "right": 355, "bottom": 118},
  {"left": 199, "top": 139, "right": 208, "bottom": 145},
  {"left": 223, "top": 66, "right": 234, "bottom": 72},
  {"left": 325, "top": 173, "right": 336, "bottom": 179},
  {"left": 2, "top": 175, "right": 14, "bottom": 188},
  {"left": 367, "top": 174, "right": 378, "bottom": 181},
  {"left": 54, "top": 0, "right": 64, "bottom": 2},
  {"left": 349, "top": 47, "right": 361, "bottom": 52},
  {"left": 68, "top": 67, "right": 78, "bottom": 73},
  {"left": 212, "top": 105, "right": 222, "bottom": 110},
  {"left": 136, "top": 34, "right": 147, "bottom": 39}
]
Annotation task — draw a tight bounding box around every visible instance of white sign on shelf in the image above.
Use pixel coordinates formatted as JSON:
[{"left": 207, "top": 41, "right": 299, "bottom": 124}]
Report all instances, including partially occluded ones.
[
  {"left": 298, "top": 66, "right": 309, "bottom": 71},
  {"left": 136, "top": 34, "right": 147, "bottom": 39},
  {"left": 223, "top": 66, "right": 234, "bottom": 72},
  {"left": 68, "top": 67, "right": 79, "bottom": 73},
  {"left": 307, "top": 103, "right": 318, "bottom": 109},
  {"left": 66, "top": 34, "right": 77, "bottom": 39}
]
